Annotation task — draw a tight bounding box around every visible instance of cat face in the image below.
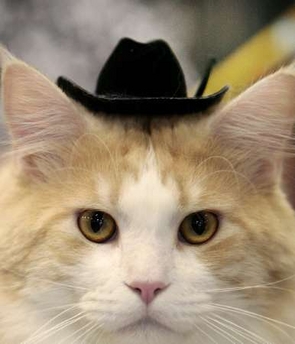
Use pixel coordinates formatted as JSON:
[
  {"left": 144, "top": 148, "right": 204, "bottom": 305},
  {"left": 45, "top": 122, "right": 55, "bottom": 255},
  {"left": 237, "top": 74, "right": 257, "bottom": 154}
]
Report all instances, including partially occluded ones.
[{"left": 1, "top": 49, "right": 295, "bottom": 344}]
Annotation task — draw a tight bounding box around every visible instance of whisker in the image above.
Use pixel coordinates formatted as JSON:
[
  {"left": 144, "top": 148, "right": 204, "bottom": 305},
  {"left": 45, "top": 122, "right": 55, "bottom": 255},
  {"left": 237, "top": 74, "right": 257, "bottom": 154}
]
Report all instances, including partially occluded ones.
[
  {"left": 195, "top": 318, "right": 218, "bottom": 344},
  {"left": 210, "top": 302, "right": 295, "bottom": 330},
  {"left": 211, "top": 313, "right": 269, "bottom": 344},
  {"left": 86, "top": 134, "right": 119, "bottom": 180},
  {"left": 57, "top": 320, "right": 95, "bottom": 344},
  {"left": 88, "top": 324, "right": 105, "bottom": 344},
  {"left": 23, "top": 312, "right": 87, "bottom": 344},
  {"left": 195, "top": 155, "right": 247, "bottom": 194},
  {"left": 198, "top": 169, "right": 258, "bottom": 195},
  {"left": 198, "top": 272, "right": 295, "bottom": 294},
  {"left": 81, "top": 324, "right": 101, "bottom": 344},
  {"left": 210, "top": 303, "right": 295, "bottom": 342},
  {"left": 201, "top": 315, "right": 241, "bottom": 344},
  {"left": 13, "top": 303, "right": 81, "bottom": 320},
  {"left": 207, "top": 314, "right": 261, "bottom": 344},
  {"left": 0, "top": 267, "right": 89, "bottom": 291},
  {"left": 22, "top": 305, "right": 79, "bottom": 343},
  {"left": 72, "top": 322, "right": 99, "bottom": 344}
]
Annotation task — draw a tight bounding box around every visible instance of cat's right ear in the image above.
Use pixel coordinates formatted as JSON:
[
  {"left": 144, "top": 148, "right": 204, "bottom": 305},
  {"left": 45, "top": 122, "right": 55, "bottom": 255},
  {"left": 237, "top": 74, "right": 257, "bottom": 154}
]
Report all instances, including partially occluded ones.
[{"left": 0, "top": 46, "right": 86, "bottom": 181}]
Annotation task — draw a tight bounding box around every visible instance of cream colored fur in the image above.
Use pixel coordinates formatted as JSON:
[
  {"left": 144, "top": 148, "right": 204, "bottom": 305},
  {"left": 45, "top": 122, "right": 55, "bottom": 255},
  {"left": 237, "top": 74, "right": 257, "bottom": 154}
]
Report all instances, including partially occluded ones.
[{"left": 1, "top": 48, "right": 295, "bottom": 344}]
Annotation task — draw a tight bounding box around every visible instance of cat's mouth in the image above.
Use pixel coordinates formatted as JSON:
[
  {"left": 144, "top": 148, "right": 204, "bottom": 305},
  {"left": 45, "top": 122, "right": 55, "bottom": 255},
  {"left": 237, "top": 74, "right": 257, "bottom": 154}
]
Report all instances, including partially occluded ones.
[{"left": 118, "top": 316, "right": 174, "bottom": 334}]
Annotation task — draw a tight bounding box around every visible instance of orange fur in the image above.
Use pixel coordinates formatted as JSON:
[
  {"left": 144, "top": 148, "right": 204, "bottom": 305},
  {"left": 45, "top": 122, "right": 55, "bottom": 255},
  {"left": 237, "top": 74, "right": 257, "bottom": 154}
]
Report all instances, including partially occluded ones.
[{"left": 1, "top": 48, "right": 295, "bottom": 344}]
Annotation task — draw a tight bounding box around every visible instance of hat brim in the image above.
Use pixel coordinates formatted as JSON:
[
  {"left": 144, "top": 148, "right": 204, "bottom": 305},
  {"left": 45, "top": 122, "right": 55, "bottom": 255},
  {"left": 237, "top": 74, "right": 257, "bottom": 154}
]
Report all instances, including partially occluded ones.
[{"left": 57, "top": 77, "right": 229, "bottom": 115}]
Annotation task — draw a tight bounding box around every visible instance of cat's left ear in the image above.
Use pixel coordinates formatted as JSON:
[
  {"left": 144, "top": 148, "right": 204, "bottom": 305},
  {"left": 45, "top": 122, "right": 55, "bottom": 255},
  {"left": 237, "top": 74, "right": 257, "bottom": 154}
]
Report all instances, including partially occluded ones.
[
  {"left": 1, "top": 47, "right": 86, "bottom": 180},
  {"left": 210, "top": 67, "right": 295, "bottom": 189}
]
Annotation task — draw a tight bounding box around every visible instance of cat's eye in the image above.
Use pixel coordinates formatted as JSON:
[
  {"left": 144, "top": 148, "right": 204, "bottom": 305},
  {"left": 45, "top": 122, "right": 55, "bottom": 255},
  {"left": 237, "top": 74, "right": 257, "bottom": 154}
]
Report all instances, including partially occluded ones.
[
  {"left": 77, "top": 210, "right": 117, "bottom": 243},
  {"left": 179, "top": 211, "right": 219, "bottom": 244}
]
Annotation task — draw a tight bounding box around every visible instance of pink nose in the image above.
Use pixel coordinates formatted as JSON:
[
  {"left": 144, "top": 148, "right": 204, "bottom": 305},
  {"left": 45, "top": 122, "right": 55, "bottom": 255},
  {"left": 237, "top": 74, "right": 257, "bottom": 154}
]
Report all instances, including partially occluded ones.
[{"left": 128, "top": 281, "right": 167, "bottom": 305}]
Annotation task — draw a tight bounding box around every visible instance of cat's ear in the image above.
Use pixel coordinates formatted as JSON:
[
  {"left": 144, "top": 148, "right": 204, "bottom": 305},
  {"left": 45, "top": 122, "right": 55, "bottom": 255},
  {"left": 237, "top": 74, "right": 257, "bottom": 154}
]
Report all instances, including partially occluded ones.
[
  {"left": 211, "top": 67, "right": 295, "bottom": 189},
  {"left": 0, "top": 47, "right": 86, "bottom": 180}
]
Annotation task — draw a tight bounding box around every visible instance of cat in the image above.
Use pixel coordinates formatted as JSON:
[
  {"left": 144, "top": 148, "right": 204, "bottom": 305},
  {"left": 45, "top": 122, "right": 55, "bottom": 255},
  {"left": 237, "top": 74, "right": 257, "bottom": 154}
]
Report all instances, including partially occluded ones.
[{"left": 1, "top": 46, "right": 295, "bottom": 344}]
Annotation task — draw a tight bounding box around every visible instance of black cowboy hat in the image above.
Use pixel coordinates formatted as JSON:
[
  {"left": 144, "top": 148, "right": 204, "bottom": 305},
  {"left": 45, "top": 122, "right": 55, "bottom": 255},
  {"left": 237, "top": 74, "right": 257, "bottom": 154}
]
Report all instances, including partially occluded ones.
[{"left": 57, "top": 38, "right": 228, "bottom": 115}]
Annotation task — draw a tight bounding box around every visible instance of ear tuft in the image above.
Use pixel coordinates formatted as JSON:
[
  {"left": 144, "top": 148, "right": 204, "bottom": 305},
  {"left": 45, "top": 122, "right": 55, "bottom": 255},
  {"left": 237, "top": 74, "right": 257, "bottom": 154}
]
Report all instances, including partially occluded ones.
[
  {"left": 0, "top": 45, "right": 14, "bottom": 91},
  {"left": 0, "top": 45, "right": 14, "bottom": 69}
]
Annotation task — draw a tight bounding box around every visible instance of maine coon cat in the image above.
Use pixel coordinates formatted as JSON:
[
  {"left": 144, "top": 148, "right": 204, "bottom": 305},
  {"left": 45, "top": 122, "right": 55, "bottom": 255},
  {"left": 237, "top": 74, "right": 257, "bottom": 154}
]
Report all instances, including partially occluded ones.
[{"left": 1, "top": 46, "right": 295, "bottom": 344}]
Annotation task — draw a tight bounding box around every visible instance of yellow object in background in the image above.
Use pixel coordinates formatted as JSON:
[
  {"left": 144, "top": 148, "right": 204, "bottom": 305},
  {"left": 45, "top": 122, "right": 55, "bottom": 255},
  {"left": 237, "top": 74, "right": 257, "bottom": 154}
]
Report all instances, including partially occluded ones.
[{"left": 198, "top": 6, "right": 295, "bottom": 101}]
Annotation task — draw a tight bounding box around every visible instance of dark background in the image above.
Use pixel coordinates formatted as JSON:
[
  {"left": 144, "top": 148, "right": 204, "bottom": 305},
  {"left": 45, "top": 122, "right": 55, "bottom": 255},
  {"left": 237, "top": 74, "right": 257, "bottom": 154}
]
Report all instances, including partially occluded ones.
[{"left": 0, "top": 0, "right": 294, "bottom": 90}]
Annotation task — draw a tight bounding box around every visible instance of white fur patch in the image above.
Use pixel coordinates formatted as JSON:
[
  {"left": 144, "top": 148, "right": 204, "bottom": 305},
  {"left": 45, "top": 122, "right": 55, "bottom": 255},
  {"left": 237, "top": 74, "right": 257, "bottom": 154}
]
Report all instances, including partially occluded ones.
[{"left": 76, "top": 149, "right": 221, "bottom": 344}]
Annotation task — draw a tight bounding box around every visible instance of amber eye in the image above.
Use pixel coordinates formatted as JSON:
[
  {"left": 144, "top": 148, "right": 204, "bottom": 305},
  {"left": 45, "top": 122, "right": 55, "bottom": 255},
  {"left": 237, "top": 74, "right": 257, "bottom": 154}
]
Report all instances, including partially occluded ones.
[
  {"left": 77, "top": 210, "right": 117, "bottom": 243},
  {"left": 179, "top": 211, "right": 219, "bottom": 244}
]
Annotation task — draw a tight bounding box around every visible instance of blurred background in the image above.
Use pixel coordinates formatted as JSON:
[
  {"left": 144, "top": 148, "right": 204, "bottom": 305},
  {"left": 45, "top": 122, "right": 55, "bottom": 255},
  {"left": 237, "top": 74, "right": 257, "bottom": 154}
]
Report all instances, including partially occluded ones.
[{"left": 1, "top": 0, "right": 294, "bottom": 92}]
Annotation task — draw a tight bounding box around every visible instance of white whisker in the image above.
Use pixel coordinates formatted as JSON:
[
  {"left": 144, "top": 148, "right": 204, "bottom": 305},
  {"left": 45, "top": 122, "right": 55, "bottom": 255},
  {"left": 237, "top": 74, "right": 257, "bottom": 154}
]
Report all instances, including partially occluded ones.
[
  {"left": 210, "top": 303, "right": 295, "bottom": 342},
  {"left": 0, "top": 267, "right": 89, "bottom": 291},
  {"left": 72, "top": 322, "right": 100, "bottom": 344},
  {"left": 199, "top": 272, "right": 295, "bottom": 293},
  {"left": 195, "top": 317, "right": 219, "bottom": 344},
  {"left": 201, "top": 315, "right": 241, "bottom": 344},
  {"left": 207, "top": 314, "right": 262, "bottom": 344},
  {"left": 57, "top": 320, "right": 95, "bottom": 344},
  {"left": 23, "top": 312, "right": 87, "bottom": 344},
  {"left": 211, "top": 313, "right": 269, "bottom": 344},
  {"left": 22, "top": 305, "right": 79, "bottom": 343}
]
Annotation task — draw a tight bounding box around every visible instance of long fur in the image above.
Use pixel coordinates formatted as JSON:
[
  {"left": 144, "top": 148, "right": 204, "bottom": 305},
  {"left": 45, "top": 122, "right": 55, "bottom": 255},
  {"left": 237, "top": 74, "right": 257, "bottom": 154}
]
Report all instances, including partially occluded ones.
[{"left": 1, "top": 48, "right": 295, "bottom": 344}]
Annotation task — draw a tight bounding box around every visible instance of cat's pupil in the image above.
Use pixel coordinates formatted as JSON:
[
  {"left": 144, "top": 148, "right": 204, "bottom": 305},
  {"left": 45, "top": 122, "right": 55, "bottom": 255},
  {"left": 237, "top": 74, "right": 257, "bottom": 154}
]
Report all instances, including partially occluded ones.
[
  {"left": 191, "top": 213, "right": 207, "bottom": 235},
  {"left": 90, "top": 212, "right": 104, "bottom": 233}
]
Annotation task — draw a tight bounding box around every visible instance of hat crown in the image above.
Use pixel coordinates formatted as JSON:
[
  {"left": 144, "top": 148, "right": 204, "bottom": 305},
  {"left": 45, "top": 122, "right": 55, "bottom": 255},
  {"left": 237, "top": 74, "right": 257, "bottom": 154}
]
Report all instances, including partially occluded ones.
[
  {"left": 95, "top": 38, "right": 187, "bottom": 98},
  {"left": 57, "top": 37, "right": 229, "bottom": 115}
]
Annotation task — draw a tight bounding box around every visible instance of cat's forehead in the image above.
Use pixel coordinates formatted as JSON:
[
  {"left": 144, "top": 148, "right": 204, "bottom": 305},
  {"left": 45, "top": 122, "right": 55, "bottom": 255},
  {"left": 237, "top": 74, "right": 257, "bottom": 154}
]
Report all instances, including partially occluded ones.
[
  {"left": 88, "top": 143, "right": 181, "bottom": 216},
  {"left": 117, "top": 149, "right": 182, "bottom": 221},
  {"left": 66, "top": 115, "right": 243, "bottom": 213},
  {"left": 84, "top": 118, "right": 198, "bottom": 182}
]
